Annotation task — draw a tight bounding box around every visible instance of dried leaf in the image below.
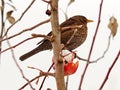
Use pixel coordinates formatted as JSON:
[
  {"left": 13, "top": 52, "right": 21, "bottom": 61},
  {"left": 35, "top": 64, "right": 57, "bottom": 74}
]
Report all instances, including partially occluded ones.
[
  {"left": 6, "top": 10, "right": 13, "bottom": 18},
  {"left": 68, "top": 0, "right": 75, "bottom": 6},
  {"left": 6, "top": 10, "right": 15, "bottom": 24},
  {"left": 7, "top": 16, "right": 15, "bottom": 24},
  {"left": 108, "top": 16, "right": 118, "bottom": 37}
]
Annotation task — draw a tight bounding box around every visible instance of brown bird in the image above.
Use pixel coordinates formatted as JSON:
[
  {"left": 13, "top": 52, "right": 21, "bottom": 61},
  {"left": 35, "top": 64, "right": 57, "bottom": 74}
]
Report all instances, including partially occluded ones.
[{"left": 20, "top": 15, "right": 93, "bottom": 61}]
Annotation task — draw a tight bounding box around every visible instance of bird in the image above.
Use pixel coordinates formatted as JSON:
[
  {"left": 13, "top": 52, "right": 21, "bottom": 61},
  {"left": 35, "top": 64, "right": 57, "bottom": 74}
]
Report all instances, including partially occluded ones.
[{"left": 19, "top": 15, "right": 93, "bottom": 61}]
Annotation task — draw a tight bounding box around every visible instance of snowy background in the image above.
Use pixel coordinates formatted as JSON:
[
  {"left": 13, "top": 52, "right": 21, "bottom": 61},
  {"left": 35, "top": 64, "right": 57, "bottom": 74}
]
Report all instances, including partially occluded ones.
[{"left": 0, "top": 0, "right": 120, "bottom": 90}]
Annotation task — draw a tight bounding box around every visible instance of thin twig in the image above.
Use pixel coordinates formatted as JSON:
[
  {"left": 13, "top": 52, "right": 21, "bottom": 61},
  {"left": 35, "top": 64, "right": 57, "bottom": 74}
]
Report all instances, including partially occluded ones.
[
  {"left": 61, "top": 28, "right": 78, "bottom": 50},
  {"left": 5, "top": 36, "right": 35, "bottom": 90},
  {"left": 19, "top": 71, "right": 54, "bottom": 90},
  {"left": 99, "top": 50, "right": 120, "bottom": 90},
  {"left": 19, "top": 63, "right": 54, "bottom": 90},
  {"left": 1, "top": 19, "right": 50, "bottom": 42},
  {"left": 91, "top": 33, "right": 112, "bottom": 63},
  {"left": 61, "top": 25, "right": 82, "bottom": 31},
  {"left": 78, "top": 0, "right": 104, "bottom": 89},
  {"left": 0, "top": 0, "right": 4, "bottom": 39},
  {"left": 0, "top": 33, "right": 51, "bottom": 54},
  {"left": 66, "top": 76, "right": 69, "bottom": 90},
  {"left": 76, "top": 55, "right": 88, "bottom": 62},
  {"left": 31, "top": 33, "right": 51, "bottom": 41},
  {"left": 0, "top": 37, "right": 34, "bottom": 53},
  {"left": 39, "top": 63, "right": 54, "bottom": 90},
  {"left": 0, "top": 0, "right": 5, "bottom": 57},
  {"left": 0, "top": 0, "right": 35, "bottom": 90},
  {"left": 66, "top": 29, "right": 77, "bottom": 45},
  {"left": 3, "top": 0, "right": 36, "bottom": 37},
  {"left": 28, "top": 66, "right": 55, "bottom": 77},
  {"left": 19, "top": 75, "right": 40, "bottom": 90}
]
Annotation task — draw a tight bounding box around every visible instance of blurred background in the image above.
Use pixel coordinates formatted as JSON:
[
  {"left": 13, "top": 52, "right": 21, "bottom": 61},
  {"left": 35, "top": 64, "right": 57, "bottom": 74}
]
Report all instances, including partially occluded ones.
[{"left": 0, "top": 0, "right": 120, "bottom": 90}]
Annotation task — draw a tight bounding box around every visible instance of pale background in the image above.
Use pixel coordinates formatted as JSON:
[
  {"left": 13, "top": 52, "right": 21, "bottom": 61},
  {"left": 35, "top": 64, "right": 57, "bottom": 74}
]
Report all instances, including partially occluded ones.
[{"left": 0, "top": 0, "right": 120, "bottom": 90}]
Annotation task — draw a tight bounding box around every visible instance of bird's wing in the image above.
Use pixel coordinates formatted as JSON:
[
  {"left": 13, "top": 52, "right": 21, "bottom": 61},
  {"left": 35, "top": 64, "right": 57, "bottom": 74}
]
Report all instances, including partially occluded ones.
[{"left": 37, "top": 16, "right": 79, "bottom": 45}]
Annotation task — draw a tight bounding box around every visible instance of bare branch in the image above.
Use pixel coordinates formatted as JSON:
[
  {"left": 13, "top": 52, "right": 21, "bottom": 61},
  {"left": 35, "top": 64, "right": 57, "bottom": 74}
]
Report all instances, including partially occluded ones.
[
  {"left": 91, "top": 33, "right": 112, "bottom": 63},
  {"left": 66, "top": 76, "right": 69, "bottom": 90},
  {"left": 5, "top": 35, "right": 35, "bottom": 90},
  {"left": 0, "top": 37, "right": 34, "bottom": 53},
  {"left": 28, "top": 66, "right": 55, "bottom": 77},
  {"left": 1, "top": 19, "right": 50, "bottom": 42},
  {"left": 99, "top": 50, "right": 120, "bottom": 90},
  {"left": 3, "top": 0, "right": 36, "bottom": 37},
  {"left": 19, "top": 75, "right": 40, "bottom": 90},
  {"left": 66, "top": 29, "right": 77, "bottom": 45},
  {"left": 19, "top": 63, "right": 54, "bottom": 90},
  {"left": 0, "top": 33, "right": 52, "bottom": 54},
  {"left": 50, "top": 0, "right": 66, "bottom": 90},
  {"left": 31, "top": 33, "right": 51, "bottom": 41},
  {"left": 78, "top": 0, "right": 104, "bottom": 89},
  {"left": 61, "top": 25, "right": 82, "bottom": 31},
  {"left": 0, "top": 0, "right": 5, "bottom": 38},
  {"left": 0, "top": 0, "right": 5, "bottom": 56},
  {"left": 39, "top": 63, "right": 54, "bottom": 89}
]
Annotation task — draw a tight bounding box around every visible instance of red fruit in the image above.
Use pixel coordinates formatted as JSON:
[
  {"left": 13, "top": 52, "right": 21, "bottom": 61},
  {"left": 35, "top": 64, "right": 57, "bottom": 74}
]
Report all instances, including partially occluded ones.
[
  {"left": 64, "top": 61, "right": 79, "bottom": 76},
  {"left": 52, "top": 50, "right": 79, "bottom": 76}
]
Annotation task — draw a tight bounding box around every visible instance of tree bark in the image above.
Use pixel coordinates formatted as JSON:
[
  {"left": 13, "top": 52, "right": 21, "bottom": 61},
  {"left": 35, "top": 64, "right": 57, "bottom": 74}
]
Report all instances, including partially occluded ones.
[{"left": 50, "top": 0, "right": 66, "bottom": 90}]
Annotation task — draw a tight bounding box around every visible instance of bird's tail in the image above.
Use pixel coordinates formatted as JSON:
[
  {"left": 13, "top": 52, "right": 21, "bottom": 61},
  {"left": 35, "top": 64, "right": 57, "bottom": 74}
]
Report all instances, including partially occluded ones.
[{"left": 19, "top": 40, "right": 52, "bottom": 61}]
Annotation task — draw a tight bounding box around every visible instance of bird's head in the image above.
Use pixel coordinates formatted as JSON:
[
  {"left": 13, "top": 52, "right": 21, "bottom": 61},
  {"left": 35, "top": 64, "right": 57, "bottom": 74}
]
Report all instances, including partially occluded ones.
[{"left": 71, "top": 15, "right": 93, "bottom": 25}]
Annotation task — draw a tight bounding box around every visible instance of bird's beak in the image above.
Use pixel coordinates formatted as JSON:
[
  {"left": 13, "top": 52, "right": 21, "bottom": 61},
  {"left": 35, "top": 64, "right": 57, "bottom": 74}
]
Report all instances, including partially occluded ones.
[{"left": 87, "top": 19, "right": 94, "bottom": 23}]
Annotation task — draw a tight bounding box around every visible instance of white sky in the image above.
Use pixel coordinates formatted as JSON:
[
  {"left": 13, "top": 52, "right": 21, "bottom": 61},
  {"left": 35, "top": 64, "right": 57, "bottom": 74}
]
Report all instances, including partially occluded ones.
[{"left": 0, "top": 0, "right": 120, "bottom": 90}]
